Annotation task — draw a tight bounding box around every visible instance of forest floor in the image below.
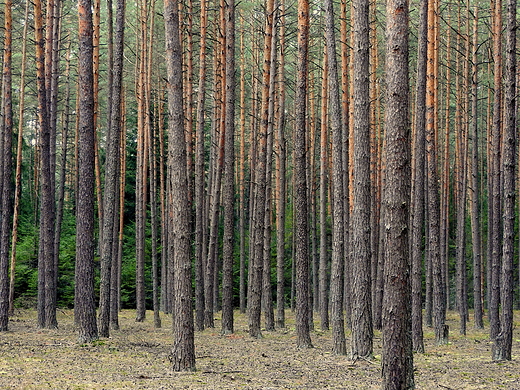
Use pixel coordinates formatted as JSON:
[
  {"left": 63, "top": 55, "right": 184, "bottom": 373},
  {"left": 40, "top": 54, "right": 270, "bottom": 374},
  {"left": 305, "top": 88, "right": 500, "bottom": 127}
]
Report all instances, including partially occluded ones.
[{"left": 0, "top": 309, "right": 519, "bottom": 389}]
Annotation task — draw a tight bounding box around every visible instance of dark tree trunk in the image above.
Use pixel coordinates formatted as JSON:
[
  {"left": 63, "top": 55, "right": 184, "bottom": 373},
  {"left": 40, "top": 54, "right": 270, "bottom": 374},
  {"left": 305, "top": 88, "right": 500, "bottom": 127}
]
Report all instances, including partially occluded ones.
[
  {"left": 294, "top": 0, "right": 313, "bottom": 349},
  {"left": 35, "top": 0, "right": 57, "bottom": 330},
  {"left": 99, "top": 0, "right": 125, "bottom": 338},
  {"left": 351, "top": 0, "right": 373, "bottom": 359},
  {"left": 75, "top": 0, "right": 99, "bottom": 343},
  {"left": 493, "top": 0, "right": 516, "bottom": 362},
  {"left": 164, "top": 0, "right": 196, "bottom": 371},
  {"left": 221, "top": 0, "right": 236, "bottom": 335},
  {"left": 489, "top": 0, "right": 503, "bottom": 343},
  {"left": 324, "top": 0, "right": 346, "bottom": 355},
  {"left": 275, "top": 5, "right": 287, "bottom": 329},
  {"left": 381, "top": 0, "right": 414, "bottom": 387},
  {"left": 469, "top": 6, "right": 484, "bottom": 330},
  {"left": 0, "top": 0, "right": 13, "bottom": 332},
  {"left": 410, "top": 0, "right": 427, "bottom": 354},
  {"left": 194, "top": 0, "right": 208, "bottom": 332}
]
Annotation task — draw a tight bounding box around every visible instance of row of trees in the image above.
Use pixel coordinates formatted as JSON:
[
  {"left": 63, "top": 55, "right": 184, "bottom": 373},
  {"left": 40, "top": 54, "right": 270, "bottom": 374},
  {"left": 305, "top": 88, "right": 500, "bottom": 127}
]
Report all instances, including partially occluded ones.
[{"left": 0, "top": 0, "right": 517, "bottom": 386}]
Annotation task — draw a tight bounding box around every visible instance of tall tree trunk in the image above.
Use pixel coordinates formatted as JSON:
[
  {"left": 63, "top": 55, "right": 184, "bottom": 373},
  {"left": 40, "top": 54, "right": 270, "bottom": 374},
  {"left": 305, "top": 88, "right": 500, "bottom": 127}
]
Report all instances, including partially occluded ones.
[
  {"left": 164, "top": 0, "right": 196, "bottom": 371},
  {"left": 340, "top": 0, "right": 352, "bottom": 329},
  {"left": 75, "top": 0, "right": 99, "bottom": 343},
  {"left": 35, "top": 0, "right": 57, "bottom": 330},
  {"left": 8, "top": 0, "right": 30, "bottom": 316},
  {"left": 275, "top": 7, "right": 287, "bottom": 328},
  {"left": 319, "top": 47, "right": 329, "bottom": 332},
  {"left": 469, "top": 5, "right": 484, "bottom": 330},
  {"left": 0, "top": 0, "right": 13, "bottom": 331},
  {"left": 381, "top": 0, "right": 414, "bottom": 387},
  {"left": 221, "top": 0, "right": 236, "bottom": 335},
  {"left": 493, "top": 0, "right": 516, "bottom": 361},
  {"left": 194, "top": 0, "right": 208, "bottom": 332},
  {"left": 294, "top": 0, "right": 313, "bottom": 349},
  {"left": 248, "top": 0, "right": 275, "bottom": 339},
  {"left": 324, "top": 0, "right": 346, "bottom": 354},
  {"left": 351, "top": 0, "right": 373, "bottom": 359},
  {"left": 489, "top": 0, "right": 503, "bottom": 343},
  {"left": 427, "top": 0, "right": 447, "bottom": 345},
  {"left": 238, "top": 13, "right": 247, "bottom": 316},
  {"left": 410, "top": 0, "right": 428, "bottom": 354},
  {"left": 99, "top": 0, "right": 126, "bottom": 338},
  {"left": 262, "top": 19, "right": 278, "bottom": 332}
]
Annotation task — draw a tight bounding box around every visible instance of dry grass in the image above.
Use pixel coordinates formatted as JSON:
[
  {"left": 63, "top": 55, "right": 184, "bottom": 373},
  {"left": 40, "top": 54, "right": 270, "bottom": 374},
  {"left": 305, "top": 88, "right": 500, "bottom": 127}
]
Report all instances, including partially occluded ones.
[{"left": 0, "top": 309, "right": 519, "bottom": 389}]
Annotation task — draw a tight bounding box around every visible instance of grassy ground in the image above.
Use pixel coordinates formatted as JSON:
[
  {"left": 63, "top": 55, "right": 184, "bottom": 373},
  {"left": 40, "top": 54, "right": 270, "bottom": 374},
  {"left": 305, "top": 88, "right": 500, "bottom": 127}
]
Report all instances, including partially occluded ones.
[{"left": 0, "top": 309, "right": 519, "bottom": 389}]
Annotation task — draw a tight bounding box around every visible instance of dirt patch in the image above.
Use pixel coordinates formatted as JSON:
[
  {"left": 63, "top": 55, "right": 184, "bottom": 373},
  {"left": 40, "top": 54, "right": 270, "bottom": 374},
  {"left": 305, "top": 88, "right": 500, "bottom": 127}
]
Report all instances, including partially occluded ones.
[{"left": 0, "top": 310, "right": 518, "bottom": 389}]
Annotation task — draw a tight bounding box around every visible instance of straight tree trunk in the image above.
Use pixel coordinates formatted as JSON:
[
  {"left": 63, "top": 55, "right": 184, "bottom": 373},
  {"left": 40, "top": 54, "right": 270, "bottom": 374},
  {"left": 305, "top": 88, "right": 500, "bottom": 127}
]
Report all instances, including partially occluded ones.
[
  {"left": 238, "top": 13, "right": 247, "bottom": 316},
  {"left": 221, "top": 0, "right": 236, "bottom": 335},
  {"left": 351, "top": 0, "right": 373, "bottom": 359},
  {"left": 489, "top": 0, "right": 503, "bottom": 343},
  {"left": 262, "top": 20, "right": 278, "bottom": 332},
  {"left": 0, "top": 0, "right": 13, "bottom": 331},
  {"left": 324, "top": 0, "right": 346, "bottom": 354},
  {"left": 194, "top": 0, "right": 208, "bottom": 332},
  {"left": 410, "top": 0, "right": 428, "bottom": 354},
  {"left": 99, "top": 0, "right": 125, "bottom": 338},
  {"left": 381, "top": 0, "right": 414, "bottom": 387},
  {"left": 8, "top": 0, "right": 30, "bottom": 316},
  {"left": 35, "top": 0, "right": 57, "bottom": 330},
  {"left": 426, "top": 0, "right": 447, "bottom": 345},
  {"left": 493, "top": 0, "right": 516, "bottom": 361},
  {"left": 469, "top": 6, "right": 484, "bottom": 330},
  {"left": 275, "top": 9, "right": 287, "bottom": 328},
  {"left": 319, "top": 47, "right": 329, "bottom": 332},
  {"left": 294, "top": 0, "right": 313, "bottom": 349},
  {"left": 164, "top": 0, "right": 196, "bottom": 371},
  {"left": 340, "top": 0, "right": 352, "bottom": 329},
  {"left": 76, "top": 0, "right": 99, "bottom": 343},
  {"left": 248, "top": 0, "right": 275, "bottom": 339}
]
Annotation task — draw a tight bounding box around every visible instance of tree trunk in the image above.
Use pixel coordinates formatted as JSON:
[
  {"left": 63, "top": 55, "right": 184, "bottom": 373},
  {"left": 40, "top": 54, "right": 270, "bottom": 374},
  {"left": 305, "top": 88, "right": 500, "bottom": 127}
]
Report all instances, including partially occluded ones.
[
  {"left": 0, "top": 0, "right": 13, "bottom": 331},
  {"left": 294, "top": 0, "right": 313, "bottom": 349},
  {"left": 351, "top": 0, "right": 373, "bottom": 359},
  {"left": 8, "top": 0, "right": 30, "bottom": 317},
  {"left": 75, "top": 0, "right": 99, "bottom": 343},
  {"left": 194, "top": 0, "right": 208, "bottom": 332},
  {"left": 324, "top": 0, "right": 346, "bottom": 354},
  {"left": 35, "top": 0, "right": 57, "bottom": 330},
  {"left": 319, "top": 47, "right": 329, "bottom": 332},
  {"left": 489, "top": 0, "right": 503, "bottom": 343},
  {"left": 469, "top": 5, "right": 484, "bottom": 330},
  {"left": 427, "top": 0, "right": 447, "bottom": 346},
  {"left": 221, "top": 0, "right": 236, "bottom": 335},
  {"left": 164, "top": 0, "right": 196, "bottom": 371},
  {"left": 410, "top": 0, "right": 428, "bottom": 354},
  {"left": 493, "top": 0, "right": 516, "bottom": 362},
  {"left": 275, "top": 8, "right": 287, "bottom": 328},
  {"left": 381, "top": 0, "right": 414, "bottom": 387}
]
